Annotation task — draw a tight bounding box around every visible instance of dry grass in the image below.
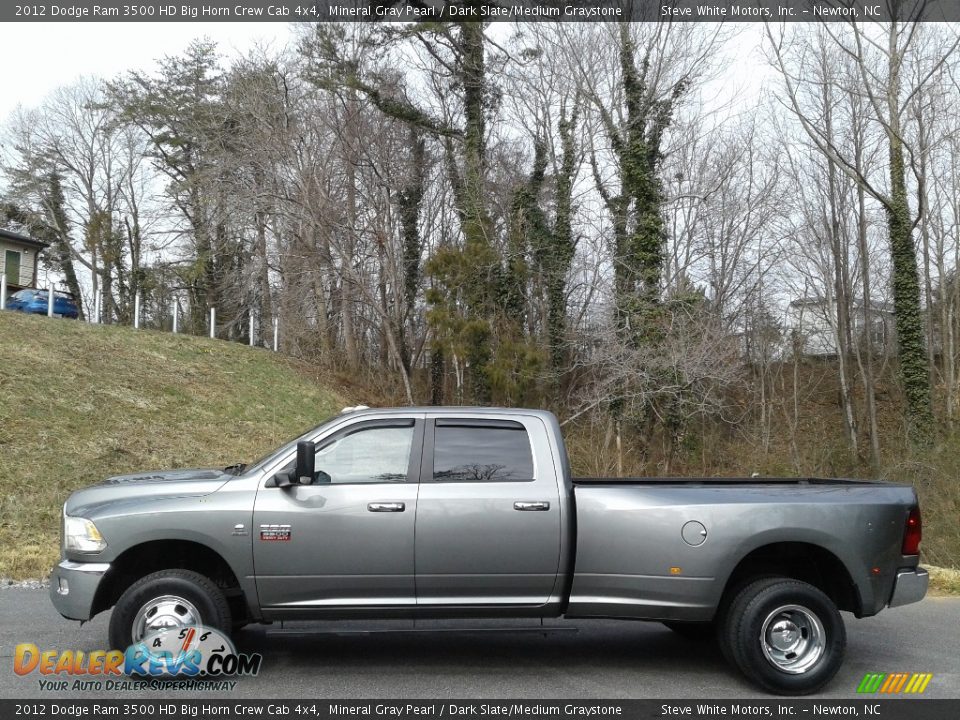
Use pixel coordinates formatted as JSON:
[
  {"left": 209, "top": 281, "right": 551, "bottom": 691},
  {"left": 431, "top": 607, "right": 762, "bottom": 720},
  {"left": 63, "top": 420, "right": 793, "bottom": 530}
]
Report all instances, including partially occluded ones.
[
  {"left": 0, "top": 312, "right": 344, "bottom": 579},
  {"left": 928, "top": 566, "right": 960, "bottom": 596},
  {"left": 879, "top": 443, "right": 960, "bottom": 571}
]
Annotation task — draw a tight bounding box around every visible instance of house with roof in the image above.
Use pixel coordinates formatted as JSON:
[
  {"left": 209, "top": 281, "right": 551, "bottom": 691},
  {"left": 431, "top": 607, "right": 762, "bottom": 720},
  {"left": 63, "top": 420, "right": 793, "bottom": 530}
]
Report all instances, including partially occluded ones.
[
  {"left": 787, "top": 296, "right": 895, "bottom": 357},
  {"left": 1, "top": 228, "right": 48, "bottom": 297}
]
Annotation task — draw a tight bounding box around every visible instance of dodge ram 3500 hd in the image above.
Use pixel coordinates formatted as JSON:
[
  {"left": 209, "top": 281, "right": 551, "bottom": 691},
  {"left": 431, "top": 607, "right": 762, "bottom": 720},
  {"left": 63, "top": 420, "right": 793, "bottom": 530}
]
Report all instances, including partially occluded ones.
[{"left": 50, "top": 407, "right": 928, "bottom": 694}]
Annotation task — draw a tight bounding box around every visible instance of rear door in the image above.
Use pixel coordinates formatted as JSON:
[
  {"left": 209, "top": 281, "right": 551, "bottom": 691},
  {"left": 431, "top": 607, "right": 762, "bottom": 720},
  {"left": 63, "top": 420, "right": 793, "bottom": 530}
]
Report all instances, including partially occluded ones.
[{"left": 414, "top": 414, "right": 561, "bottom": 606}]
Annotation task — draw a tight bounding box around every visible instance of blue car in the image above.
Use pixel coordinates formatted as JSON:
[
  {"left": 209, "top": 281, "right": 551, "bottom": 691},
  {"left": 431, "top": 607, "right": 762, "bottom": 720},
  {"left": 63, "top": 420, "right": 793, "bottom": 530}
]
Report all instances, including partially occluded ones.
[{"left": 5, "top": 288, "right": 80, "bottom": 319}]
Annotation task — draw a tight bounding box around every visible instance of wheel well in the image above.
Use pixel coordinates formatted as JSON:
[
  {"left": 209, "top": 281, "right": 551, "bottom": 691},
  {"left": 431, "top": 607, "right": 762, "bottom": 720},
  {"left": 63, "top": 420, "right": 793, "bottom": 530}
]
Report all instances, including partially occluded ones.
[
  {"left": 92, "top": 541, "right": 248, "bottom": 622},
  {"left": 721, "top": 542, "right": 860, "bottom": 616}
]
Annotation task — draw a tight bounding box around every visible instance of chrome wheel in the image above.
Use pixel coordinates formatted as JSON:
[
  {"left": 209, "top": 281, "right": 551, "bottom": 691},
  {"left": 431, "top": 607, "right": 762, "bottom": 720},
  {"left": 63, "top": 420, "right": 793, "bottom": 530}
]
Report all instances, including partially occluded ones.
[
  {"left": 759, "top": 604, "right": 825, "bottom": 674},
  {"left": 131, "top": 594, "right": 201, "bottom": 643}
]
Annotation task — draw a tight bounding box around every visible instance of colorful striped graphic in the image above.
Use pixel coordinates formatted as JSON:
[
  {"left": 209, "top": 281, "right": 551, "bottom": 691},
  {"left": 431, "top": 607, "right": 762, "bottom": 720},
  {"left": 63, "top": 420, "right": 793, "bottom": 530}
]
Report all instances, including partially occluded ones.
[{"left": 857, "top": 672, "right": 933, "bottom": 694}]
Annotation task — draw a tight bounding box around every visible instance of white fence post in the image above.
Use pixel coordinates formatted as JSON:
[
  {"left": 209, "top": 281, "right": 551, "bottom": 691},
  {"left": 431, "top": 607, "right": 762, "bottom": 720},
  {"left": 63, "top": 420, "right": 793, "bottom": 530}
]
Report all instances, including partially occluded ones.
[
  {"left": 272, "top": 316, "right": 278, "bottom": 352},
  {"left": 172, "top": 299, "right": 179, "bottom": 334},
  {"left": 0, "top": 273, "right": 6, "bottom": 310},
  {"left": 249, "top": 313, "right": 255, "bottom": 347},
  {"left": 134, "top": 293, "right": 141, "bottom": 329},
  {"left": 209, "top": 307, "right": 216, "bottom": 339},
  {"left": 47, "top": 280, "right": 54, "bottom": 317},
  {"left": 94, "top": 289, "right": 101, "bottom": 324}
]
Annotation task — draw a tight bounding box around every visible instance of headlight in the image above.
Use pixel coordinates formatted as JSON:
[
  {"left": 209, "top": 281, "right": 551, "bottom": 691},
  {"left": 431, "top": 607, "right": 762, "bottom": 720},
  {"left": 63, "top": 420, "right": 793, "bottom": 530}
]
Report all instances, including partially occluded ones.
[{"left": 63, "top": 514, "right": 107, "bottom": 553}]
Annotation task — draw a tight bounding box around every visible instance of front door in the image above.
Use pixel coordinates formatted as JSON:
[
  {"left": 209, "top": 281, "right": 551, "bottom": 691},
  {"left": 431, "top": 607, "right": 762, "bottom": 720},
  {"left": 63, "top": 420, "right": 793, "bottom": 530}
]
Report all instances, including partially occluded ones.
[
  {"left": 414, "top": 415, "right": 562, "bottom": 606},
  {"left": 253, "top": 417, "right": 424, "bottom": 609}
]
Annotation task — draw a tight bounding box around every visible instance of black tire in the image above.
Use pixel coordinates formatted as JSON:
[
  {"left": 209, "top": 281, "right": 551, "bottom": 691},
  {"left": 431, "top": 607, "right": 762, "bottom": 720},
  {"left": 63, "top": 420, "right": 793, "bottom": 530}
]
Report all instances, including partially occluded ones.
[
  {"left": 662, "top": 621, "right": 716, "bottom": 640},
  {"left": 714, "top": 573, "right": 783, "bottom": 666},
  {"left": 719, "top": 577, "right": 845, "bottom": 695},
  {"left": 108, "top": 569, "right": 231, "bottom": 650}
]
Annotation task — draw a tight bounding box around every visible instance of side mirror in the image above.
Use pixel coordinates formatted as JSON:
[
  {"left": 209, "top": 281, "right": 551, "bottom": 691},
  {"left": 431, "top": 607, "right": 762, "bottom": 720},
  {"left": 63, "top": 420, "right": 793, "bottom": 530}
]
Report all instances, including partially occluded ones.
[{"left": 296, "top": 440, "right": 316, "bottom": 485}]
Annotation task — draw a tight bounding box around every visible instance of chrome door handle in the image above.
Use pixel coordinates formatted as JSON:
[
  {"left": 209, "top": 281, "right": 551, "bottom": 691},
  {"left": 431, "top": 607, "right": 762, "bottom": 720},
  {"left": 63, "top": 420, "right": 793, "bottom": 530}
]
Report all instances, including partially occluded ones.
[
  {"left": 514, "top": 501, "right": 550, "bottom": 511},
  {"left": 367, "top": 502, "right": 405, "bottom": 512}
]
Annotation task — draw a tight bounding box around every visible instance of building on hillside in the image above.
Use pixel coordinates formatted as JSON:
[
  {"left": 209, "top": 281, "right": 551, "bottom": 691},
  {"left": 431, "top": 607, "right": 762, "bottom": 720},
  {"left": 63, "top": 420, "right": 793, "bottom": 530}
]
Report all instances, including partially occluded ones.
[
  {"left": 1, "top": 228, "right": 48, "bottom": 296},
  {"left": 787, "top": 296, "right": 895, "bottom": 357}
]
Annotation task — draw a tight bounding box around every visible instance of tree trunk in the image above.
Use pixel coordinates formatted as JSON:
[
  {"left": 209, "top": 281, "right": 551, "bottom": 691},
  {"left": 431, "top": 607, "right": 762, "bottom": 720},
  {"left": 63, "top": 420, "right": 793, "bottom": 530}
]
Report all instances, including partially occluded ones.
[
  {"left": 255, "top": 209, "right": 272, "bottom": 348},
  {"left": 546, "top": 108, "right": 578, "bottom": 373},
  {"left": 856, "top": 180, "right": 882, "bottom": 467},
  {"left": 886, "top": 22, "right": 933, "bottom": 442},
  {"left": 914, "top": 100, "right": 939, "bottom": 396},
  {"left": 430, "top": 346, "right": 445, "bottom": 406},
  {"left": 341, "top": 89, "right": 361, "bottom": 368},
  {"left": 822, "top": 86, "right": 858, "bottom": 455}
]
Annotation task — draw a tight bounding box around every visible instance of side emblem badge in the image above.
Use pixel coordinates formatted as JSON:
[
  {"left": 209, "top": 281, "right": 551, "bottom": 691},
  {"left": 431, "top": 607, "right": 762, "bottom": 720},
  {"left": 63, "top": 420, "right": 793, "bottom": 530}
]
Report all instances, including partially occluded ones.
[
  {"left": 260, "top": 524, "right": 292, "bottom": 542},
  {"left": 232, "top": 524, "right": 248, "bottom": 537}
]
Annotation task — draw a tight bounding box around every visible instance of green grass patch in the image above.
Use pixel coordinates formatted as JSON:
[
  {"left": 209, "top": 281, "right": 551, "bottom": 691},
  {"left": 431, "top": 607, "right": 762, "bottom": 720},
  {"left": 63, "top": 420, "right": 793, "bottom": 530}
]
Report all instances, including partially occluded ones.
[{"left": 0, "top": 312, "right": 344, "bottom": 579}]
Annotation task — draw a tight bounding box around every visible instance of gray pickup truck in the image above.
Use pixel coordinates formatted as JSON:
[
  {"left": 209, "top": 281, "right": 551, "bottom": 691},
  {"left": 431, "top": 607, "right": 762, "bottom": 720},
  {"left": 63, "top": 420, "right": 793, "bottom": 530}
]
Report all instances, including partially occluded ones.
[{"left": 51, "top": 407, "right": 927, "bottom": 694}]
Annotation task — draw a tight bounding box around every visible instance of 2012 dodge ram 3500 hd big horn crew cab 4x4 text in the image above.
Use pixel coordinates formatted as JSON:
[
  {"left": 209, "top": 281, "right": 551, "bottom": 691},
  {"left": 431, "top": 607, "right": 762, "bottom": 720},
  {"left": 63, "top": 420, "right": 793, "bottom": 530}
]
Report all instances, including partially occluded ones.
[{"left": 51, "top": 407, "right": 928, "bottom": 694}]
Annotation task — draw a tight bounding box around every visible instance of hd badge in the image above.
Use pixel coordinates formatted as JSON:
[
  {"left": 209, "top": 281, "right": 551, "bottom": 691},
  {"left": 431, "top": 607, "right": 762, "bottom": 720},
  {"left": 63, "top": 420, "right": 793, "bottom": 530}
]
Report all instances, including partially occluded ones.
[{"left": 259, "top": 524, "right": 292, "bottom": 542}]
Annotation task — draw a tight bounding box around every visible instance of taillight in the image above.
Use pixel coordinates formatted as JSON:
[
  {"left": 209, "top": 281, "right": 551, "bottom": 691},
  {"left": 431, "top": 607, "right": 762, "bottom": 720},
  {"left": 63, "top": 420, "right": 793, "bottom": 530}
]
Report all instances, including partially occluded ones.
[{"left": 902, "top": 506, "right": 922, "bottom": 556}]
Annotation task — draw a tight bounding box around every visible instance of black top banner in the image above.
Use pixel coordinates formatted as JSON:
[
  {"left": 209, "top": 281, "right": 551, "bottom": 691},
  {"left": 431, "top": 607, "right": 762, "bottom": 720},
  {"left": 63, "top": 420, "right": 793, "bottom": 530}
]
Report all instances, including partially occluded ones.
[{"left": 5, "top": 0, "right": 960, "bottom": 23}]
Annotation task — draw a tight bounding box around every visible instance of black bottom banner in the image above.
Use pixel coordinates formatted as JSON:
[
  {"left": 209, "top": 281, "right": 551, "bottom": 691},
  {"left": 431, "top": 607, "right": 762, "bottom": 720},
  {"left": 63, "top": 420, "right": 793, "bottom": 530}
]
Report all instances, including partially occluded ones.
[{"left": 2, "top": 699, "right": 958, "bottom": 720}]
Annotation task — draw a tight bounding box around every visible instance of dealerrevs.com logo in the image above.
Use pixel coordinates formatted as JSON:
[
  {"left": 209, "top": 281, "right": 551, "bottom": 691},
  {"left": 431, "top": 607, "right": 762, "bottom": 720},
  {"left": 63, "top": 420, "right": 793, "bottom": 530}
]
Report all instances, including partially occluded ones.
[
  {"left": 127, "top": 625, "right": 261, "bottom": 677},
  {"left": 14, "top": 625, "right": 262, "bottom": 691},
  {"left": 856, "top": 672, "right": 933, "bottom": 694}
]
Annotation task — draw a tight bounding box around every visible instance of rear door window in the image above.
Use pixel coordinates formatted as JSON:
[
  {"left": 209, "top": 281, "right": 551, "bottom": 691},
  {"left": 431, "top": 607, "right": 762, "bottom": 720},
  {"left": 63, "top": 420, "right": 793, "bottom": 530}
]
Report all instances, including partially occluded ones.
[{"left": 432, "top": 420, "right": 534, "bottom": 482}]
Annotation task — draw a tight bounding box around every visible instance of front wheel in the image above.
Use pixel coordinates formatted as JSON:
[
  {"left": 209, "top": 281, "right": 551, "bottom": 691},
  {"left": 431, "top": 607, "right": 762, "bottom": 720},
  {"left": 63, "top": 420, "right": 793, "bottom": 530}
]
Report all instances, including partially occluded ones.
[
  {"left": 108, "top": 569, "right": 232, "bottom": 650},
  {"left": 720, "top": 577, "right": 845, "bottom": 695}
]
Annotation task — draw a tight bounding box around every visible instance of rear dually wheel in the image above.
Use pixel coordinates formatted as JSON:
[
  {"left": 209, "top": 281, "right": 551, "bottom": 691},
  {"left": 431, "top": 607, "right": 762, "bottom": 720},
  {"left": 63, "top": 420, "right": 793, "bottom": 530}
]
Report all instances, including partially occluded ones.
[{"left": 720, "top": 577, "right": 846, "bottom": 695}]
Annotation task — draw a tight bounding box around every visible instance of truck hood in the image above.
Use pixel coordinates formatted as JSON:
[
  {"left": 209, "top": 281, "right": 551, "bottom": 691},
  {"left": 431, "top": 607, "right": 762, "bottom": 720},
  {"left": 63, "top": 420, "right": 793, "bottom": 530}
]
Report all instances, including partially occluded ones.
[{"left": 64, "top": 468, "right": 233, "bottom": 518}]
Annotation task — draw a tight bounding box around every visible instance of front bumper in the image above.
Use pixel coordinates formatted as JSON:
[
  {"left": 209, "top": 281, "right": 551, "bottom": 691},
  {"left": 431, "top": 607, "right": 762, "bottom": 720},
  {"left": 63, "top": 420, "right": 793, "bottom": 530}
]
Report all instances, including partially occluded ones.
[
  {"left": 49, "top": 559, "right": 111, "bottom": 621},
  {"left": 888, "top": 567, "right": 929, "bottom": 608}
]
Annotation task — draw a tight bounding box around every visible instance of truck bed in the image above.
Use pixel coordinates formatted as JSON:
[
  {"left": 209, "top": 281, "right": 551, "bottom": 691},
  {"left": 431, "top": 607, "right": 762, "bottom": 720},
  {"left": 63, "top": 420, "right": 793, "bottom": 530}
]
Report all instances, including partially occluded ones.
[{"left": 567, "top": 476, "right": 917, "bottom": 622}]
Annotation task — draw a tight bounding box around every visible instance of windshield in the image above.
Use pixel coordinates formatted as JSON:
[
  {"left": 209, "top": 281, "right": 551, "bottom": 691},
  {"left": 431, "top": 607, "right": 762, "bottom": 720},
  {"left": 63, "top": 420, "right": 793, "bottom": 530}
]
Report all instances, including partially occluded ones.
[{"left": 241, "top": 414, "right": 340, "bottom": 476}]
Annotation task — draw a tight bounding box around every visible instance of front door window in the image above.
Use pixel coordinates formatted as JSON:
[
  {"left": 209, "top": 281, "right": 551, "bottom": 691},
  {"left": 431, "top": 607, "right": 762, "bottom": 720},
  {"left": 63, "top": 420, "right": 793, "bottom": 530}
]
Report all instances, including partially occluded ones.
[{"left": 315, "top": 425, "right": 414, "bottom": 484}]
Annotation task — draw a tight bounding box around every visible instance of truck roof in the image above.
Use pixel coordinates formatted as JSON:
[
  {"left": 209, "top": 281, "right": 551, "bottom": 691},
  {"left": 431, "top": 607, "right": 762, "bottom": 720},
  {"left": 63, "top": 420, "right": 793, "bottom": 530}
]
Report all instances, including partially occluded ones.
[{"left": 340, "top": 406, "right": 559, "bottom": 421}]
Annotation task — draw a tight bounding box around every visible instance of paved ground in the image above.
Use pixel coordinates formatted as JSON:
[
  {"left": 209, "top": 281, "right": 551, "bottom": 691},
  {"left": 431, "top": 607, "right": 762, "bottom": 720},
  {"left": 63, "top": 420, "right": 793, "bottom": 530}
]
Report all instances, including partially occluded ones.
[{"left": 1, "top": 589, "right": 956, "bottom": 700}]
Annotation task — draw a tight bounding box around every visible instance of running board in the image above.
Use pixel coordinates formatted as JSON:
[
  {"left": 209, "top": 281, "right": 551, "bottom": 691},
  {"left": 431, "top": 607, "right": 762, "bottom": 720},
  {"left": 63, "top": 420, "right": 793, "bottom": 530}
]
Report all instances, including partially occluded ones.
[{"left": 265, "top": 625, "right": 577, "bottom": 638}]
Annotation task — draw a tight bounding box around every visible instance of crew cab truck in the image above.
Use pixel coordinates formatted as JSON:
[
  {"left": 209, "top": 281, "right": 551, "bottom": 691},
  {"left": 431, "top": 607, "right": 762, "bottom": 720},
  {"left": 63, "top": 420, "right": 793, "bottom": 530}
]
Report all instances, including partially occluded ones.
[{"left": 51, "top": 407, "right": 928, "bottom": 694}]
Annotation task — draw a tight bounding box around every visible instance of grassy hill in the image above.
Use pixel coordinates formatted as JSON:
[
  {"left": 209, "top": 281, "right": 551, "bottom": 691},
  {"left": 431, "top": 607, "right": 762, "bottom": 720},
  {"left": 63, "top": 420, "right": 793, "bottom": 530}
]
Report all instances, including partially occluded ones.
[{"left": 0, "top": 311, "right": 344, "bottom": 579}]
